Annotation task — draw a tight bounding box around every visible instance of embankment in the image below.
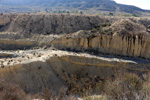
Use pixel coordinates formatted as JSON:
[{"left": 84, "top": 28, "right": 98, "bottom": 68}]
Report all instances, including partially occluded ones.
[{"left": 0, "top": 55, "right": 149, "bottom": 94}]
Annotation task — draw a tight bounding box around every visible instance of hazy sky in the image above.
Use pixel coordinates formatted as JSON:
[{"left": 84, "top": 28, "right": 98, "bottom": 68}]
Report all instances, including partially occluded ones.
[{"left": 114, "top": 0, "right": 150, "bottom": 10}]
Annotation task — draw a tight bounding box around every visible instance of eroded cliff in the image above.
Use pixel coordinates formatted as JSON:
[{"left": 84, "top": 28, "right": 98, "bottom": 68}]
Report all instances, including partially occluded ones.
[
  {"left": 52, "top": 19, "right": 150, "bottom": 59},
  {"left": 52, "top": 34, "right": 150, "bottom": 59},
  {"left": 0, "top": 14, "right": 150, "bottom": 59},
  {"left": 0, "top": 55, "right": 149, "bottom": 94}
]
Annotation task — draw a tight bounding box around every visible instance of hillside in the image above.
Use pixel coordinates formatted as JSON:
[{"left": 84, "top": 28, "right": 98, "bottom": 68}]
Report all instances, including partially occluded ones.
[
  {"left": 0, "top": 13, "right": 150, "bottom": 99},
  {"left": 0, "top": 14, "right": 150, "bottom": 59},
  {"left": 0, "top": 0, "right": 149, "bottom": 15},
  {"left": 1, "top": 14, "right": 108, "bottom": 34}
]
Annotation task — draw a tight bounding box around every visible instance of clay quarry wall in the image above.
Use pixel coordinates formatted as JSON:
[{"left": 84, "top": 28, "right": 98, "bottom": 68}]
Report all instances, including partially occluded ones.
[{"left": 52, "top": 34, "right": 150, "bottom": 59}]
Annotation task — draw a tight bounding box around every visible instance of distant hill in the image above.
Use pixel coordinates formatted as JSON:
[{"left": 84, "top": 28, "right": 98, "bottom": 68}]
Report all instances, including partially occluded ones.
[{"left": 0, "top": 0, "right": 149, "bottom": 14}]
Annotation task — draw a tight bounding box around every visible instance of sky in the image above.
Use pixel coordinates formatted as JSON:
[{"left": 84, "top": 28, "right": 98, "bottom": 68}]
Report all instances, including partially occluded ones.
[{"left": 114, "top": 0, "right": 150, "bottom": 10}]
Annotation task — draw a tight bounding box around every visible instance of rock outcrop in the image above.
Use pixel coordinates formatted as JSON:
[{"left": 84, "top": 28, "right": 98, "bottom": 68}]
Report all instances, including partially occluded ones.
[
  {"left": 1, "top": 14, "right": 150, "bottom": 59},
  {"left": 1, "top": 13, "right": 150, "bottom": 97},
  {"left": 0, "top": 39, "right": 37, "bottom": 50},
  {"left": 52, "top": 34, "right": 150, "bottom": 59},
  {"left": 52, "top": 19, "right": 150, "bottom": 59},
  {"left": 0, "top": 55, "right": 149, "bottom": 94}
]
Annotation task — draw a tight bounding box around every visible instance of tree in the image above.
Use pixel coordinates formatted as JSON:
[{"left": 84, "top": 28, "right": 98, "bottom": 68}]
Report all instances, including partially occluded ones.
[
  {"left": 80, "top": 11, "right": 83, "bottom": 14},
  {"left": 109, "top": 12, "right": 114, "bottom": 16},
  {"left": 67, "top": 11, "right": 70, "bottom": 14}
]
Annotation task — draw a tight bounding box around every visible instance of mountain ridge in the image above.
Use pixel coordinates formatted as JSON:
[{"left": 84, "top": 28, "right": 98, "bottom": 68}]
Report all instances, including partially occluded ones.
[{"left": 0, "top": 0, "right": 149, "bottom": 14}]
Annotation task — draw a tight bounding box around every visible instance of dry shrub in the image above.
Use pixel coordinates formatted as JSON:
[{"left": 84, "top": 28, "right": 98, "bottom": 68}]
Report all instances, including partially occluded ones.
[
  {"left": 33, "top": 93, "right": 43, "bottom": 100},
  {"left": 43, "top": 88, "right": 56, "bottom": 100},
  {"left": 104, "top": 79, "right": 123, "bottom": 100},
  {"left": 104, "top": 73, "right": 143, "bottom": 100},
  {"left": 0, "top": 79, "right": 28, "bottom": 100},
  {"left": 62, "top": 94, "right": 77, "bottom": 100},
  {"left": 83, "top": 95, "right": 107, "bottom": 100},
  {"left": 42, "top": 87, "right": 77, "bottom": 100},
  {"left": 57, "top": 86, "right": 67, "bottom": 100},
  {"left": 142, "top": 81, "right": 150, "bottom": 99},
  {"left": 95, "top": 81, "right": 104, "bottom": 94},
  {"left": 142, "top": 73, "right": 150, "bottom": 98},
  {"left": 123, "top": 73, "right": 142, "bottom": 91}
]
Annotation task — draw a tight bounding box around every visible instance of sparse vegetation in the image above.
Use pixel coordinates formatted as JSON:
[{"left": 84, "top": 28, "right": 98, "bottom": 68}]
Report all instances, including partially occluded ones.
[
  {"left": 109, "top": 12, "right": 114, "bottom": 16},
  {"left": 0, "top": 79, "right": 28, "bottom": 100},
  {"left": 104, "top": 73, "right": 143, "bottom": 100},
  {"left": 132, "top": 13, "right": 140, "bottom": 17},
  {"left": 1, "top": 0, "right": 150, "bottom": 16},
  {"left": 3, "top": 71, "right": 148, "bottom": 100},
  {"left": 0, "top": 7, "right": 150, "bottom": 100}
]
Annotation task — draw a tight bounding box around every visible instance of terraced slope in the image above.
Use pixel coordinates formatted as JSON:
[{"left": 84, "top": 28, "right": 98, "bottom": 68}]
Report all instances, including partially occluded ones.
[
  {"left": 0, "top": 14, "right": 150, "bottom": 59},
  {"left": 0, "top": 14, "right": 150, "bottom": 96},
  {"left": 0, "top": 49, "right": 150, "bottom": 94}
]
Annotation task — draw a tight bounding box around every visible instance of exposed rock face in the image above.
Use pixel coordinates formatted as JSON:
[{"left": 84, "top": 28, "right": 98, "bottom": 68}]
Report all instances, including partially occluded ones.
[
  {"left": 4, "top": 14, "right": 108, "bottom": 34},
  {"left": 1, "top": 14, "right": 150, "bottom": 59},
  {"left": 1, "top": 55, "right": 150, "bottom": 94},
  {"left": 52, "top": 19, "right": 150, "bottom": 59},
  {"left": 0, "top": 39, "right": 37, "bottom": 50},
  {"left": 0, "top": 56, "right": 114, "bottom": 93},
  {"left": 1, "top": 14, "right": 150, "bottom": 97},
  {"left": 52, "top": 34, "right": 150, "bottom": 59},
  {"left": 0, "top": 55, "right": 149, "bottom": 94}
]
